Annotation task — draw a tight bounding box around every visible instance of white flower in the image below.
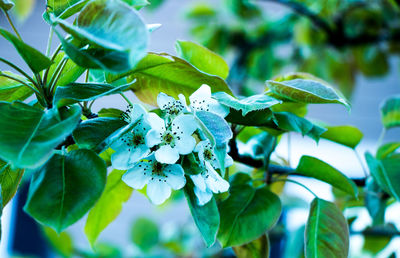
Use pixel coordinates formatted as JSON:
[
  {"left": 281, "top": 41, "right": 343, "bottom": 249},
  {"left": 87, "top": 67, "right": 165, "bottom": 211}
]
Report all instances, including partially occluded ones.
[
  {"left": 195, "top": 140, "right": 233, "bottom": 170},
  {"left": 145, "top": 113, "right": 198, "bottom": 164},
  {"left": 111, "top": 104, "right": 151, "bottom": 170},
  {"left": 157, "top": 92, "right": 187, "bottom": 117},
  {"left": 190, "top": 162, "right": 229, "bottom": 205},
  {"left": 188, "top": 84, "right": 229, "bottom": 118},
  {"left": 122, "top": 154, "right": 186, "bottom": 205}
]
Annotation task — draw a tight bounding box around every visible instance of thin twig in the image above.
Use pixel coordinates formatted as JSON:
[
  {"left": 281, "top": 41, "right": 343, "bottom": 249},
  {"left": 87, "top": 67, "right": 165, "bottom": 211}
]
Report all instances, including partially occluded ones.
[{"left": 2, "top": 9, "right": 22, "bottom": 40}]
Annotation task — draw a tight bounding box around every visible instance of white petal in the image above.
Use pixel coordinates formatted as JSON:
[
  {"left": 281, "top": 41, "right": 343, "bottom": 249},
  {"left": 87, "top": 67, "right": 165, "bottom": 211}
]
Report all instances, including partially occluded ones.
[
  {"left": 147, "top": 113, "right": 165, "bottom": 132},
  {"left": 128, "top": 104, "right": 148, "bottom": 123},
  {"left": 190, "top": 174, "right": 207, "bottom": 191},
  {"left": 122, "top": 162, "right": 151, "bottom": 189},
  {"left": 145, "top": 129, "right": 162, "bottom": 147},
  {"left": 164, "top": 164, "right": 186, "bottom": 190},
  {"left": 175, "top": 135, "right": 196, "bottom": 155},
  {"left": 205, "top": 162, "right": 230, "bottom": 193},
  {"left": 189, "top": 84, "right": 212, "bottom": 103},
  {"left": 111, "top": 143, "right": 149, "bottom": 170},
  {"left": 172, "top": 114, "right": 197, "bottom": 136},
  {"left": 225, "top": 154, "right": 234, "bottom": 168},
  {"left": 155, "top": 145, "right": 180, "bottom": 164},
  {"left": 146, "top": 179, "right": 172, "bottom": 205},
  {"left": 194, "top": 186, "right": 213, "bottom": 206},
  {"left": 209, "top": 99, "right": 230, "bottom": 118},
  {"left": 157, "top": 92, "right": 176, "bottom": 110}
]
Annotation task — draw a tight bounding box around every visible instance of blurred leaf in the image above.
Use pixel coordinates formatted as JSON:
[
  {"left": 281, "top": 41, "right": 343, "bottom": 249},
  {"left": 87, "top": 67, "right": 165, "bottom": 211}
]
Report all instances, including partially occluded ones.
[
  {"left": 184, "top": 184, "right": 219, "bottom": 247},
  {"left": 0, "top": 159, "right": 23, "bottom": 206},
  {"left": 218, "top": 173, "right": 281, "bottom": 247},
  {"left": 365, "top": 177, "right": 387, "bottom": 226},
  {"left": 11, "top": 0, "right": 35, "bottom": 21},
  {"left": 0, "top": 71, "right": 33, "bottom": 101},
  {"left": 270, "top": 102, "right": 308, "bottom": 117},
  {"left": 353, "top": 46, "right": 389, "bottom": 77},
  {"left": 321, "top": 125, "right": 363, "bottom": 149},
  {"left": 131, "top": 217, "right": 159, "bottom": 252},
  {"left": 376, "top": 142, "right": 400, "bottom": 159},
  {"left": 176, "top": 40, "right": 229, "bottom": 79},
  {"left": 283, "top": 225, "right": 305, "bottom": 258},
  {"left": 53, "top": 82, "right": 130, "bottom": 107},
  {"left": 266, "top": 79, "right": 350, "bottom": 109},
  {"left": 185, "top": 3, "right": 216, "bottom": 19},
  {"left": 380, "top": 95, "right": 400, "bottom": 129},
  {"left": 122, "top": 0, "right": 149, "bottom": 9},
  {"left": 233, "top": 234, "right": 270, "bottom": 258},
  {"left": 237, "top": 127, "right": 263, "bottom": 143},
  {"left": 42, "top": 226, "right": 74, "bottom": 257},
  {"left": 85, "top": 169, "right": 133, "bottom": 246},
  {"left": 214, "top": 92, "right": 281, "bottom": 116},
  {"left": 0, "top": 0, "right": 14, "bottom": 11},
  {"left": 362, "top": 224, "right": 397, "bottom": 255},
  {"left": 24, "top": 149, "right": 107, "bottom": 232},
  {"left": 305, "top": 198, "right": 349, "bottom": 258},
  {"left": 0, "top": 102, "right": 81, "bottom": 169},
  {"left": 121, "top": 53, "right": 232, "bottom": 106},
  {"left": 0, "top": 28, "right": 52, "bottom": 73}
]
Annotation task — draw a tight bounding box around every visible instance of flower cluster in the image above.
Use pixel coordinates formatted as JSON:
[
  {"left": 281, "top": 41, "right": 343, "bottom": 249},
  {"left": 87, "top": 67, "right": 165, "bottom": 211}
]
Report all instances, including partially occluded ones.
[{"left": 111, "top": 85, "right": 232, "bottom": 205}]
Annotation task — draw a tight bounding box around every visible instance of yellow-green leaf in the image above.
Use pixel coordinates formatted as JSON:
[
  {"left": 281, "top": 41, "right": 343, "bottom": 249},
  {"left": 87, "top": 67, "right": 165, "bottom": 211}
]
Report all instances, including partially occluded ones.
[{"left": 380, "top": 95, "right": 400, "bottom": 129}]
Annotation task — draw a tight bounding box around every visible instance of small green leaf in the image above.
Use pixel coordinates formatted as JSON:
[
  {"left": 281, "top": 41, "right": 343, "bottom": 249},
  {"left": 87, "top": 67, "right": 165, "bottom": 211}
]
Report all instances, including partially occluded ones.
[
  {"left": 0, "top": 102, "right": 81, "bottom": 168},
  {"left": 305, "top": 198, "right": 349, "bottom": 258},
  {"left": 321, "top": 125, "right": 363, "bottom": 149},
  {"left": 0, "top": 71, "right": 33, "bottom": 102},
  {"left": 46, "top": 0, "right": 84, "bottom": 17},
  {"left": 24, "top": 149, "right": 107, "bottom": 233},
  {"left": 213, "top": 92, "right": 281, "bottom": 116},
  {"left": 376, "top": 142, "right": 400, "bottom": 160},
  {"left": 121, "top": 53, "right": 232, "bottom": 106},
  {"left": 0, "top": 28, "right": 52, "bottom": 73},
  {"left": 0, "top": 0, "right": 14, "bottom": 11},
  {"left": 296, "top": 156, "right": 358, "bottom": 197},
  {"left": 0, "top": 159, "right": 23, "bottom": 206},
  {"left": 266, "top": 79, "right": 350, "bottom": 109},
  {"left": 85, "top": 169, "right": 133, "bottom": 246},
  {"left": 55, "top": 0, "right": 148, "bottom": 72},
  {"left": 131, "top": 217, "right": 159, "bottom": 252},
  {"left": 232, "top": 234, "right": 270, "bottom": 258},
  {"left": 73, "top": 117, "right": 127, "bottom": 152},
  {"left": 184, "top": 183, "right": 220, "bottom": 247},
  {"left": 217, "top": 173, "right": 281, "bottom": 247},
  {"left": 176, "top": 40, "right": 229, "bottom": 79},
  {"left": 53, "top": 82, "right": 130, "bottom": 107},
  {"left": 380, "top": 95, "right": 400, "bottom": 129},
  {"left": 362, "top": 224, "right": 397, "bottom": 255},
  {"left": 42, "top": 226, "right": 74, "bottom": 257}
]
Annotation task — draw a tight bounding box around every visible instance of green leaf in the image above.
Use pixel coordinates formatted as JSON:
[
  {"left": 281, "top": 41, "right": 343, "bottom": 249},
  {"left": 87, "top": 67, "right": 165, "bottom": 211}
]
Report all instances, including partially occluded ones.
[
  {"left": 213, "top": 92, "right": 281, "bottom": 116},
  {"left": 24, "top": 149, "right": 107, "bottom": 233},
  {"left": 85, "top": 169, "right": 133, "bottom": 246},
  {"left": 266, "top": 79, "right": 350, "bottom": 109},
  {"left": 98, "top": 108, "right": 125, "bottom": 118},
  {"left": 46, "top": 0, "right": 84, "bottom": 17},
  {"left": 0, "top": 102, "right": 81, "bottom": 168},
  {"left": 122, "top": 0, "right": 150, "bottom": 10},
  {"left": 0, "top": 28, "right": 52, "bottom": 73},
  {"left": 232, "top": 234, "right": 270, "bottom": 258},
  {"left": 122, "top": 53, "right": 232, "bottom": 106},
  {"left": 380, "top": 95, "right": 400, "bottom": 129},
  {"left": 53, "top": 82, "right": 130, "bottom": 107},
  {"left": 42, "top": 226, "right": 74, "bottom": 257},
  {"left": 320, "top": 125, "right": 363, "bottom": 149},
  {"left": 296, "top": 156, "right": 358, "bottom": 197},
  {"left": 0, "top": 159, "right": 23, "bottom": 206},
  {"left": 0, "top": 0, "right": 14, "bottom": 11},
  {"left": 184, "top": 184, "right": 220, "bottom": 247},
  {"left": 73, "top": 117, "right": 127, "bottom": 152},
  {"left": 11, "top": 0, "right": 35, "bottom": 22},
  {"left": 363, "top": 224, "right": 396, "bottom": 255},
  {"left": 0, "top": 71, "right": 33, "bottom": 102},
  {"left": 365, "top": 152, "right": 400, "bottom": 202},
  {"left": 175, "top": 40, "right": 229, "bottom": 79},
  {"left": 365, "top": 178, "right": 387, "bottom": 226},
  {"left": 217, "top": 173, "right": 281, "bottom": 247},
  {"left": 55, "top": 0, "right": 148, "bottom": 72},
  {"left": 305, "top": 198, "right": 349, "bottom": 258},
  {"left": 131, "top": 217, "right": 159, "bottom": 252},
  {"left": 225, "top": 108, "right": 274, "bottom": 126},
  {"left": 376, "top": 142, "right": 400, "bottom": 159}
]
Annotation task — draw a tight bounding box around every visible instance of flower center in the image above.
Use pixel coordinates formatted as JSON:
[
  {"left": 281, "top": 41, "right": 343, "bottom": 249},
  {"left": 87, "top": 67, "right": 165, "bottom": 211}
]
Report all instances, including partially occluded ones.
[
  {"left": 163, "top": 101, "right": 185, "bottom": 116},
  {"left": 152, "top": 162, "right": 164, "bottom": 174},
  {"left": 132, "top": 134, "right": 144, "bottom": 146},
  {"left": 162, "top": 132, "right": 174, "bottom": 144},
  {"left": 204, "top": 149, "right": 214, "bottom": 161}
]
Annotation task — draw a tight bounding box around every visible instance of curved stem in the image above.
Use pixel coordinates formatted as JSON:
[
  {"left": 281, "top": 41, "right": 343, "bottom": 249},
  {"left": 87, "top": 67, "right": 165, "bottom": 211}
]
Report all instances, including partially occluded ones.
[
  {"left": 0, "top": 73, "right": 40, "bottom": 95},
  {"left": 377, "top": 128, "right": 386, "bottom": 148},
  {"left": 0, "top": 57, "right": 38, "bottom": 86},
  {"left": 2, "top": 9, "right": 22, "bottom": 40},
  {"left": 272, "top": 178, "right": 318, "bottom": 198},
  {"left": 48, "top": 58, "right": 68, "bottom": 93},
  {"left": 46, "top": 27, "right": 54, "bottom": 57},
  {"left": 354, "top": 149, "right": 369, "bottom": 177},
  {"left": 120, "top": 92, "right": 133, "bottom": 106},
  {"left": 43, "top": 44, "right": 63, "bottom": 87}
]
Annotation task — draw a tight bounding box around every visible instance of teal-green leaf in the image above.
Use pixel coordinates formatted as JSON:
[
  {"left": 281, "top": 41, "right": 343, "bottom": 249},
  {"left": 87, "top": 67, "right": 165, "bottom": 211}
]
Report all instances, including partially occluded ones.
[
  {"left": 0, "top": 159, "right": 23, "bottom": 206},
  {"left": 0, "top": 0, "right": 14, "bottom": 11},
  {"left": 266, "top": 79, "right": 350, "bottom": 109},
  {"left": 320, "top": 125, "right": 363, "bottom": 149},
  {"left": 175, "top": 40, "right": 229, "bottom": 79},
  {"left": 123, "top": 53, "right": 232, "bottom": 106},
  {"left": 0, "top": 28, "right": 52, "bottom": 73},
  {"left": 24, "top": 149, "right": 107, "bottom": 233},
  {"left": 380, "top": 95, "right": 400, "bottom": 129},
  {"left": 55, "top": 0, "right": 148, "bottom": 72},
  {"left": 296, "top": 156, "right": 358, "bottom": 197},
  {"left": 217, "top": 173, "right": 281, "bottom": 247},
  {"left": 53, "top": 82, "right": 130, "bottom": 107},
  {"left": 85, "top": 169, "right": 133, "bottom": 246},
  {"left": 213, "top": 92, "right": 281, "bottom": 116},
  {"left": 365, "top": 178, "right": 387, "bottom": 226},
  {"left": 131, "top": 217, "right": 159, "bottom": 252},
  {"left": 0, "top": 102, "right": 81, "bottom": 168},
  {"left": 0, "top": 71, "right": 34, "bottom": 102},
  {"left": 305, "top": 198, "right": 349, "bottom": 258},
  {"left": 72, "top": 117, "right": 127, "bottom": 152},
  {"left": 225, "top": 108, "right": 273, "bottom": 126},
  {"left": 184, "top": 184, "right": 219, "bottom": 247}
]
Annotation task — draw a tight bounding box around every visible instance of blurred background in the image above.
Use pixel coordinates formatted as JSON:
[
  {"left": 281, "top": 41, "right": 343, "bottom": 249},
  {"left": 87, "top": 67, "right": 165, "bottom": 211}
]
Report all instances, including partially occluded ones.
[{"left": 0, "top": 0, "right": 399, "bottom": 257}]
